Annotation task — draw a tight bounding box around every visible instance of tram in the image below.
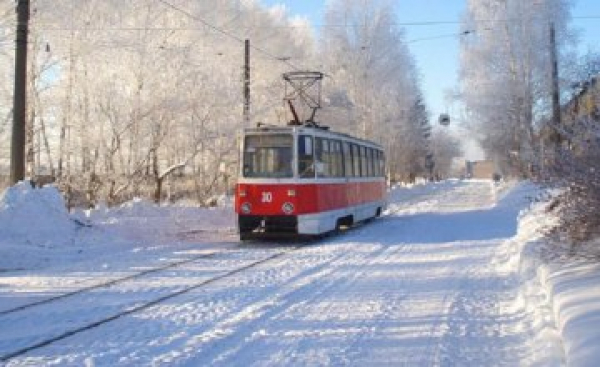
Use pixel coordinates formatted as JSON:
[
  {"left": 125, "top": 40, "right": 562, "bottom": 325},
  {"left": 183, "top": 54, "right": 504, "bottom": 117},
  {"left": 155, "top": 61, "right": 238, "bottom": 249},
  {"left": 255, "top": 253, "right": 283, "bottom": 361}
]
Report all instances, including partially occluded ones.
[{"left": 235, "top": 124, "right": 386, "bottom": 240}]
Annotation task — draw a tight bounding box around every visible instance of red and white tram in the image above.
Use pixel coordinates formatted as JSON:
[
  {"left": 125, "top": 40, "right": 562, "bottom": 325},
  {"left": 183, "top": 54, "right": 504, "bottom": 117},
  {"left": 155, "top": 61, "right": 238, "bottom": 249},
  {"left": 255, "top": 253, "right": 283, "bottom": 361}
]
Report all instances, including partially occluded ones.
[{"left": 235, "top": 124, "right": 386, "bottom": 239}]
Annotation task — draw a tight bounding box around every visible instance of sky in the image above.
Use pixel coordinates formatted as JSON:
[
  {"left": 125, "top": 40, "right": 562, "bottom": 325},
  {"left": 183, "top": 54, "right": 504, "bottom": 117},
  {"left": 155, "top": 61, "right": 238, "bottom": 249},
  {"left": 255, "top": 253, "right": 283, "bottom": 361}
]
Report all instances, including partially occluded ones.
[
  {"left": 261, "top": 0, "right": 466, "bottom": 118},
  {"left": 260, "top": 0, "right": 600, "bottom": 147}
]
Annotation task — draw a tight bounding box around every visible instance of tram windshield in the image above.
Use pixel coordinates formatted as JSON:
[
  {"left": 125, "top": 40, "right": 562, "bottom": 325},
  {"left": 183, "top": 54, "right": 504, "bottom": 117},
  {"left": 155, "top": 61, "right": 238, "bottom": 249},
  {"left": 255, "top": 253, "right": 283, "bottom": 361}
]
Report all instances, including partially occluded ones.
[{"left": 243, "top": 134, "right": 293, "bottom": 178}]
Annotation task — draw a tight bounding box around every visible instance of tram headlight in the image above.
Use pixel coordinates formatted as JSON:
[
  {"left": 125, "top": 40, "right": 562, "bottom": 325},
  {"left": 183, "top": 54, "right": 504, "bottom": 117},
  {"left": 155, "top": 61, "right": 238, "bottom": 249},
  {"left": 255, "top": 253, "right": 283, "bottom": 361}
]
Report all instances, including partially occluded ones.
[
  {"left": 282, "top": 202, "right": 294, "bottom": 215},
  {"left": 241, "top": 202, "right": 252, "bottom": 214}
]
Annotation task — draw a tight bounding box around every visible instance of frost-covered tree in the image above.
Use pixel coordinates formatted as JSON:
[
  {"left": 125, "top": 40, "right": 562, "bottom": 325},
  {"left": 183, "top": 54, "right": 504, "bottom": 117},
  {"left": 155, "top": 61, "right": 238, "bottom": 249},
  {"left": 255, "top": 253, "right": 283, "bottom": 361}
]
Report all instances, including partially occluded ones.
[
  {"left": 1, "top": 0, "right": 439, "bottom": 202},
  {"left": 1, "top": 0, "right": 316, "bottom": 205},
  {"left": 0, "top": 3, "right": 16, "bottom": 179},
  {"left": 431, "top": 128, "right": 463, "bottom": 179},
  {"left": 460, "top": 0, "right": 576, "bottom": 177},
  {"left": 542, "top": 52, "right": 600, "bottom": 243},
  {"left": 544, "top": 116, "right": 600, "bottom": 242},
  {"left": 320, "top": 0, "right": 431, "bottom": 181}
]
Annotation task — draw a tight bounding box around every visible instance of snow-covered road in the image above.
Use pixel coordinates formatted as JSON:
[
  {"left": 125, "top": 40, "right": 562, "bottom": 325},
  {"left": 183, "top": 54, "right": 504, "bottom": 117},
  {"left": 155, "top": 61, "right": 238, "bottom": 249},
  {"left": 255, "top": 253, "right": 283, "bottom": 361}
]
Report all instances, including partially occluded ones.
[{"left": 0, "top": 180, "right": 564, "bottom": 366}]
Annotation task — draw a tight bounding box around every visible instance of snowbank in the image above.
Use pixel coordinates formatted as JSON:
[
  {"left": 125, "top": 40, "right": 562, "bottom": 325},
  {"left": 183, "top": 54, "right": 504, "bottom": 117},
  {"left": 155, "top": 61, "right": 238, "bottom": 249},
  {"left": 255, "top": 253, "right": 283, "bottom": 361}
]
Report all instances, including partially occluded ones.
[
  {"left": 78, "top": 197, "right": 236, "bottom": 244},
  {"left": 0, "top": 182, "right": 90, "bottom": 271},
  {"left": 0, "top": 181, "right": 82, "bottom": 244},
  {"left": 505, "top": 184, "right": 600, "bottom": 366},
  {"left": 0, "top": 182, "right": 236, "bottom": 272},
  {"left": 548, "top": 258, "right": 600, "bottom": 367}
]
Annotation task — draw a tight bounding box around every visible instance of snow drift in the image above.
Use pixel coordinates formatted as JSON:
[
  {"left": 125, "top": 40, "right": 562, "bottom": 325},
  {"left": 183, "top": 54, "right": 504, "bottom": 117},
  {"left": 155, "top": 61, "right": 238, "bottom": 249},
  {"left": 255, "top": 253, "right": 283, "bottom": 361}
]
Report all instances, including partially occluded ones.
[
  {"left": 0, "top": 182, "right": 235, "bottom": 272},
  {"left": 0, "top": 182, "right": 83, "bottom": 245}
]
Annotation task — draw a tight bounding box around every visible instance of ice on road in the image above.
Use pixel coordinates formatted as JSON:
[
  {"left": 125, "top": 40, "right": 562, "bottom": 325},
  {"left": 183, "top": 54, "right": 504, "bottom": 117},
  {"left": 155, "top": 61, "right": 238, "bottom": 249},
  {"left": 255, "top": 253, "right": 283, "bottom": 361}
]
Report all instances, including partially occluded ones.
[{"left": 1, "top": 180, "right": 561, "bottom": 366}]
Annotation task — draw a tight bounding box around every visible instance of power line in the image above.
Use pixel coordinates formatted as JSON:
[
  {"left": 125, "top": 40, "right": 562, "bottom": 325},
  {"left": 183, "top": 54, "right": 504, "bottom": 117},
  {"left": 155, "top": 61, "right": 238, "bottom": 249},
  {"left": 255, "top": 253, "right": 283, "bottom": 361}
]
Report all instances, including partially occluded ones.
[
  {"left": 155, "top": 0, "right": 301, "bottom": 71},
  {"left": 405, "top": 28, "right": 499, "bottom": 45},
  {"left": 24, "top": 14, "right": 600, "bottom": 32},
  {"left": 407, "top": 30, "right": 474, "bottom": 44},
  {"left": 349, "top": 14, "right": 600, "bottom": 26}
]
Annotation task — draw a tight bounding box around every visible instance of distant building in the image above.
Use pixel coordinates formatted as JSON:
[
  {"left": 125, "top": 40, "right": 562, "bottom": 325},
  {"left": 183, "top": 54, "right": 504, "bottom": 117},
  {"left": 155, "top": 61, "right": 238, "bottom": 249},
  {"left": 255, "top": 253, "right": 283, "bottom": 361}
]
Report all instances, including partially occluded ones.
[
  {"left": 465, "top": 160, "right": 497, "bottom": 180},
  {"left": 564, "top": 76, "right": 599, "bottom": 123},
  {"left": 539, "top": 75, "right": 599, "bottom": 153}
]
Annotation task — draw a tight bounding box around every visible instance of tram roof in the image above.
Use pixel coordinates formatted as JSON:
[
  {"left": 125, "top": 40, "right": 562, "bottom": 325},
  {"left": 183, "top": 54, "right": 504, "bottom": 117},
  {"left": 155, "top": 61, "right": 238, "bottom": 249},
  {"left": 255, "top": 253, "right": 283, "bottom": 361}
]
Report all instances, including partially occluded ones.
[{"left": 242, "top": 124, "right": 383, "bottom": 149}]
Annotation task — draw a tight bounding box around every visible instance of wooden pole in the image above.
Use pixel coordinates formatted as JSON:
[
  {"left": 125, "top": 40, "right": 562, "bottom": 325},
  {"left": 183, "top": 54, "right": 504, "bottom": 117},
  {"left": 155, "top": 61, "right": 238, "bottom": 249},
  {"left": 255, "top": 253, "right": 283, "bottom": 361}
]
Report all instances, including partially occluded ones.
[{"left": 10, "top": 0, "right": 30, "bottom": 184}]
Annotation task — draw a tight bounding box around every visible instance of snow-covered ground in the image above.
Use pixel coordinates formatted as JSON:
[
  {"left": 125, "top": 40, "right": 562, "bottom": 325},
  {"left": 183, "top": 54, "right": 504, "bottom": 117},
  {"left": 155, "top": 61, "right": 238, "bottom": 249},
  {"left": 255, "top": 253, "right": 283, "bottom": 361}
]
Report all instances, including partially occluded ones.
[
  {"left": 0, "top": 182, "right": 237, "bottom": 272},
  {"left": 0, "top": 180, "right": 599, "bottom": 366}
]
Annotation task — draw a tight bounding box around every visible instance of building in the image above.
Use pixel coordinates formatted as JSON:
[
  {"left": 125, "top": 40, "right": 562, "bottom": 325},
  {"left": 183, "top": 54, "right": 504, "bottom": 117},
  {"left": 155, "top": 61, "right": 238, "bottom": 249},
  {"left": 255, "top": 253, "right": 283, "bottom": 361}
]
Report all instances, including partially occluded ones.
[
  {"left": 540, "top": 75, "right": 600, "bottom": 153},
  {"left": 465, "top": 160, "right": 497, "bottom": 180}
]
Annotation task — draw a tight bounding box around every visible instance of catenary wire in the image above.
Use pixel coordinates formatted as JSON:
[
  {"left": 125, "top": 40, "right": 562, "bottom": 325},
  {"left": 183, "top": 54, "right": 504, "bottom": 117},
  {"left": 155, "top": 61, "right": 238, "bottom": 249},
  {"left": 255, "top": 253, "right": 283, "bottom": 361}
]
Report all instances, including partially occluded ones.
[
  {"left": 155, "top": 0, "right": 302, "bottom": 71},
  {"left": 23, "top": 15, "right": 600, "bottom": 31}
]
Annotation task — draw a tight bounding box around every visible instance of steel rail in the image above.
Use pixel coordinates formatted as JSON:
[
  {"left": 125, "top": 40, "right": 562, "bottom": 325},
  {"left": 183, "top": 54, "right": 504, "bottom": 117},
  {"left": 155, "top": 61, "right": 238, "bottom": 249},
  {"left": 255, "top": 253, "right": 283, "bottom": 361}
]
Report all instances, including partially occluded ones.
[
  {"left": 0, "top": 245, "right": 239, "bottom": 317},
  {"left": 0, "top": 243, "right": 307, "bottom": 362}
]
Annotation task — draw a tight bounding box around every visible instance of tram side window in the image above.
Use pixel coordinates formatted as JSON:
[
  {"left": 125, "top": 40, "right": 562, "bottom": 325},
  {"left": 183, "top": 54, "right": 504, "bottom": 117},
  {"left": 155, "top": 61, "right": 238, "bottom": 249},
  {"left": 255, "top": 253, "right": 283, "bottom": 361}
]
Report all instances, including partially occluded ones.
[
  {"left": 375, "top": 150, "right": 381, "bottom": 177},
  {"left": 343, "top": 142, "right": 353, "bottom": 177},
  {"left": 371, "top": 149, "right": 379, "bottom": 177},
  {"left": 379, "top": 151, "right": 386, "bottom": 177},
  {"left": 351, "top": 144, "right": 361, "bottom": 177},
  {"left": 324, "top": 139, "right": 332, "bottom": 177},
  {"left": 315, "top": 138, "right": 331, "bottom": 178},
  {"left": 371, "top": 149, "right": 376, "bottom": 177},
  {"left": 360, "top": 146, "right": 368, "bottom": 177},
  {"left": 366, "top": 148, "right": 374, "bottom": 177},
  {"left": 331, "top": 140, "right": 344, "bottom": 177},
  {"left": 298, "top": 135, "right": 315, "bottom": 178}
]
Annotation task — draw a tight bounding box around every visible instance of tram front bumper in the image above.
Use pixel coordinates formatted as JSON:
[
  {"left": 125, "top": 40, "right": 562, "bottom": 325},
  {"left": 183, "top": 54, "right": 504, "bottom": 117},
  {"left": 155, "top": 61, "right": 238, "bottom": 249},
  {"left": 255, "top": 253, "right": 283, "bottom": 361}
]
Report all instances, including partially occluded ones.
[{"left": 238, "top": 215, "right": 298, "bottom": 236}]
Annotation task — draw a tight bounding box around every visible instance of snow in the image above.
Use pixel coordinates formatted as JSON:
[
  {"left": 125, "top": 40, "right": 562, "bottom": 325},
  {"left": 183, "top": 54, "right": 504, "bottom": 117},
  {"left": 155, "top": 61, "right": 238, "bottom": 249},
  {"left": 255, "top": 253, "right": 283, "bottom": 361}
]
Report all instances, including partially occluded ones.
[
  {"left": 0, "top": 179, "right": 599, "bottom": 365},
  {"left": 0, "top": 181, "right": 236, "bottom": 272},
  {"left": 501, "top": 196, "right": 600, "bottom": 367},
  {"left": 0, "top": 182, "right": 75, "bottom": 235},
  {"left": 0, "top": 182, "right": 87, "bottom": 271}
]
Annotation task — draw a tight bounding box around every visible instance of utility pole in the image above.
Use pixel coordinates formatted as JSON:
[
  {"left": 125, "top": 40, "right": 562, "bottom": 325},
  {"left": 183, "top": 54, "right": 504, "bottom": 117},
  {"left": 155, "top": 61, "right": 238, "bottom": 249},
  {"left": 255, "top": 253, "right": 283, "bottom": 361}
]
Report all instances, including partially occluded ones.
[
  {"left": 10, "top": 0, "right": 30, "bottom": 184},
  {"left": 550, "top": 22, "right": 562, "bottom": 145},
  {"left": 243, "top": 39, "right": 250, "bottom": 126}
]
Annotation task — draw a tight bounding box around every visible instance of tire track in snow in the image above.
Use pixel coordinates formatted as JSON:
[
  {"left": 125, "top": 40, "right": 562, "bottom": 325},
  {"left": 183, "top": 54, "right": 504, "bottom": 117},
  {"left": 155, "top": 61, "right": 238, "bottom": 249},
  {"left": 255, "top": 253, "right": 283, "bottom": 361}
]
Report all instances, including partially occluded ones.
[
  {"left": 386, "top": 180, "right": 495, "bottom": 216},
  {"left": 6, "top": 242, "right": 391, "bottom": 366},
  {"left": 0, "top": 248, "right": 235, "bottom": 317},
  {"left": 4, "top": 180, "right": 540, "bottom": 366},
  {"left": 0, "top": 244, "right": 307, "bottom": 363},
  {"left": 145, "top": 243, "right": 378, "bottom": 365},
  {"left": 202, "top": 244, "right": 406, "bottom": 366},
  {"left": 434, "top": 248, "right": 530, "bottom": 365}
]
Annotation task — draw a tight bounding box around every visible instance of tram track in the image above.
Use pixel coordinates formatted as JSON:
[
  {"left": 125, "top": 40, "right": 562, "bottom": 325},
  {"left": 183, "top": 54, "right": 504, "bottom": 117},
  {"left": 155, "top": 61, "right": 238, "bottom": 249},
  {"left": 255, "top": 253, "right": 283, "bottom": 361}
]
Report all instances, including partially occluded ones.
[
  {"left": 0, "top": 247, "right": 234, "bottom": 317},
  {"left": 0, "top": 242, "right": 310, "bottom": 362},
  {"left": 1, "top": 211, "right": 382, "bottom": 362}
]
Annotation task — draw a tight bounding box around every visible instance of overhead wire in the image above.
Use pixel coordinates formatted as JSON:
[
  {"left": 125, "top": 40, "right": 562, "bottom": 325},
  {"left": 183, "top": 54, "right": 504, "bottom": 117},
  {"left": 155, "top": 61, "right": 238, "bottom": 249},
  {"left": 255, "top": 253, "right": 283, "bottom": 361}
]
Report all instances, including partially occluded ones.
[
  {"left": 407, "top": 30, "right": 475, "bottom": 44},
  {"left": 24, "top": 14, "right": 600, "bottom": 31},
  {"left": 4, "top": 3, "right": 598, "bottom": 60},
  {"left": 155, "top": 0, "right": 301, "bottom": 71}
]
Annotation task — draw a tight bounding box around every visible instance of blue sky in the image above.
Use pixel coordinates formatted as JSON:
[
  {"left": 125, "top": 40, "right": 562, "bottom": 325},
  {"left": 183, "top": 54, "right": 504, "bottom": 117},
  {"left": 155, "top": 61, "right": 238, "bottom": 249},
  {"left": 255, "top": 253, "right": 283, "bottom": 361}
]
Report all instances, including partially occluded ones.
[{"left": 261, "top": 0, "right": 600, "bottom": 120}]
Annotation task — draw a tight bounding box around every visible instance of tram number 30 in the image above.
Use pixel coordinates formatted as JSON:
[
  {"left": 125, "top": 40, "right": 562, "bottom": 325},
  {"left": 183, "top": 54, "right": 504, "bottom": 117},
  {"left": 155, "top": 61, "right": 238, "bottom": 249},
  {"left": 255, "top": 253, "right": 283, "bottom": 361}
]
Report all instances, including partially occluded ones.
[{"left": 261, "top": 192, "right": 273, "bottom": 203}]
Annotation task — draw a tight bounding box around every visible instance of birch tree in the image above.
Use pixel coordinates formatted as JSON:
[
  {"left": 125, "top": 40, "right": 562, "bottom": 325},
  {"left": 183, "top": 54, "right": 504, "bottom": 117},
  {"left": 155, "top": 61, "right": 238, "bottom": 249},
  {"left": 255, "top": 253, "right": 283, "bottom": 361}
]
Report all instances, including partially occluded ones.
[
  {"left": 0, "top": 3, "right": 16, "bottom": 180},
  {"left": 11, "top": 0, "right": 315, "bottom": 205},
  {"left": 320, "top": 0, "right": 432, "bottom": 181},
  {"left": 459, "top": 0, "right": 576, "bottom": 176}
]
